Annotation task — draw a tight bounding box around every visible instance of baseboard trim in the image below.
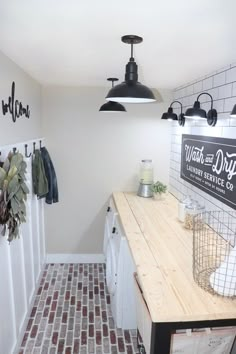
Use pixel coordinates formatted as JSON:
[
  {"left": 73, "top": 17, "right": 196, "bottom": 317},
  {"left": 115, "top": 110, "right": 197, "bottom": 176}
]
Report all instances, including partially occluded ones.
[{"left": 46, "top": 253, "right": 105, "bottom": 264}]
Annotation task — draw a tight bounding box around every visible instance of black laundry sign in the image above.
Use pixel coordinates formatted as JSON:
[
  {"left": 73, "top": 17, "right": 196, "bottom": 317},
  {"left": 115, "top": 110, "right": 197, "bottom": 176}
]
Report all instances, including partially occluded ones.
[
  {"left": 181, "top": 134, "right": 236, "bottom": 210},
  {"left": 2, "top": 81, "right": 30, "bottom": 122}
]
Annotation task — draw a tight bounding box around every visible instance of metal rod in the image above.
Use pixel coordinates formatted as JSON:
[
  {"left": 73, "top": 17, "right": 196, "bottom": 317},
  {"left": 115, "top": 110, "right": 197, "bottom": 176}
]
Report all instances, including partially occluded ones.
[{"left": 131, "top": 41, "right": 134, "bottom": 59}]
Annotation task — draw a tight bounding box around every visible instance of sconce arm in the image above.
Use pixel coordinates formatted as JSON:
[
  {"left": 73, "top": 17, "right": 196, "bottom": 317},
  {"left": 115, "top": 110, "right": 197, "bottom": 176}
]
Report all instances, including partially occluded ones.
[
  {"left": 170, "top": 100, "right": 183, "bottom": 113},
  {"left": 197, "top": 92, "right": 213, "bottom": 110}
]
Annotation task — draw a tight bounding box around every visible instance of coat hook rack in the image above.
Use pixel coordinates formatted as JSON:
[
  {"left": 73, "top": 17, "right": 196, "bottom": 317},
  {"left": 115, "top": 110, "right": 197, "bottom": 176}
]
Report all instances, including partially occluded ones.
[
  {"left": 24, "top": 144, "right": 32, "bottom": 158},
  {"left": 33, "top": 142, "right": 36, "bottom": 153},
  {"left": 13, "top": 147, "right": 17, "bottom": 154}
]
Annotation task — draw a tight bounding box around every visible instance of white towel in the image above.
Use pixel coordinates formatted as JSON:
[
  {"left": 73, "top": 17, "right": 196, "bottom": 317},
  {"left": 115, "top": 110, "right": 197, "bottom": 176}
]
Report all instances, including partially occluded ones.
[{"left": 209, "top": 247, "right": 236, "bottom": 297}]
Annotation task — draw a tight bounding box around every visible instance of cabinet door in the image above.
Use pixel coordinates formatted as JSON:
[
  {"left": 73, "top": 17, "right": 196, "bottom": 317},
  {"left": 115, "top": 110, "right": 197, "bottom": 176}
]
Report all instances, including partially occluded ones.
[
  {"left": 107, "top": 198, "right": 118, "bottom": 232},
  {"left": 103, "top": 198, "right": 118, "bottom": 254},
  {"left": 119, "top": 238, "right": 137, "bottom": 329},
  {"left": 134, "top": 273, "right": 152, "bottom": 353}
]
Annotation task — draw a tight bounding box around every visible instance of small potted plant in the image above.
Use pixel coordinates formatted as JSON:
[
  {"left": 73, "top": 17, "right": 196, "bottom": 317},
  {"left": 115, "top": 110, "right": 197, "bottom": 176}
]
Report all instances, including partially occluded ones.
[{"left": 151, "top": 181, "right": 167, "bottom": 200}]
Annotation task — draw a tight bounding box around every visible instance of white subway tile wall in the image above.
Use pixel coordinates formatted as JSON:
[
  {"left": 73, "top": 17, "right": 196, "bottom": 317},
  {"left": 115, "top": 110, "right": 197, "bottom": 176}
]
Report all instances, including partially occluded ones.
[{"left": 169, "top": 63, "right": 236, "bottom": 214}]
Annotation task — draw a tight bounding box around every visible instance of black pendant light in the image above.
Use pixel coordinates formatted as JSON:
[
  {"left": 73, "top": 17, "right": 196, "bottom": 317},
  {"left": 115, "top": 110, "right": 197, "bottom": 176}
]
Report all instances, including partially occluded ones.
[
  {"left": 230, "top": 104, "right": 236, "bottom": 117},
  {"left": 184, "top": 92, "right": 217, "bottom": 126},
  {"left": 99, "top": 78, "right": 126, "bottom": 112},
  {"left": 106, "top": 35, "right": 156, "bottom": 103},
  {"left": 161, "top": 101, "right": 185, "bottom": 126}
]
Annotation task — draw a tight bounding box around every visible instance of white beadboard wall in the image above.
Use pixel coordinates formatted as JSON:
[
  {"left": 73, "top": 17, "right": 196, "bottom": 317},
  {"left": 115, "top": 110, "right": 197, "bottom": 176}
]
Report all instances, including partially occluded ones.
[
  {"left": 169, "top": 63, "right": 236, "bottom": 213},
  {"left": 0, "top": 139, "right": 45, "bottom": 354}
]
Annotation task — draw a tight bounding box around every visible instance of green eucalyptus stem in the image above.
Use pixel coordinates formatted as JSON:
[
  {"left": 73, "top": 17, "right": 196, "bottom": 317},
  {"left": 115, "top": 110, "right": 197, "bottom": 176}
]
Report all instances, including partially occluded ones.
[{"left": 151, "top": 181, "right": 167, "bottom": 195}]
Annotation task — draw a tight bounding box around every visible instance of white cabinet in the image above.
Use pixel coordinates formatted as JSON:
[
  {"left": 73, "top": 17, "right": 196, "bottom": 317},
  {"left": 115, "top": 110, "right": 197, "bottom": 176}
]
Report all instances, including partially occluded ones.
[
  {"left": 134, "top": 273, "right": 152, "bottom": 354},
  {"left": 103, "top": 198, "right": 118, "bottom": 256},
  {"left": 104, "top": 197, "right": 137, "bottom": 330},
  {"left": 118, "top": 235, "right": 137, "bottom": 329}
]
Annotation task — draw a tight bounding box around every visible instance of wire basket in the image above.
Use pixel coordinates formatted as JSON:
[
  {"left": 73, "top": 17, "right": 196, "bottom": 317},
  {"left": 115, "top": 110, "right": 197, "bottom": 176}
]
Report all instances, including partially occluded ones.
[{"left": 193, "top": 210, "right": 236, "bottom": 298}]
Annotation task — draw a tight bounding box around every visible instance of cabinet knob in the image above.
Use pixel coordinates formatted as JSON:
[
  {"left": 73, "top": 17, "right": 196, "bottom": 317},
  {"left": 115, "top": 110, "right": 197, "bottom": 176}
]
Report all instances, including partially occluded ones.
[
  {"left": 107, "top": 206, "right": 111, "bottom": 212},
  {"left": 112, "top": 227, "right": 116, "bottom": 234}
]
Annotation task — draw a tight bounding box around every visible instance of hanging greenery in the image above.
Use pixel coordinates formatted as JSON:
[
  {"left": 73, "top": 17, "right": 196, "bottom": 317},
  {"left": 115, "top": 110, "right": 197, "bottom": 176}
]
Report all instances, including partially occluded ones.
[{"left": 0, "top": 152, "right": 29, "bottom": 242}]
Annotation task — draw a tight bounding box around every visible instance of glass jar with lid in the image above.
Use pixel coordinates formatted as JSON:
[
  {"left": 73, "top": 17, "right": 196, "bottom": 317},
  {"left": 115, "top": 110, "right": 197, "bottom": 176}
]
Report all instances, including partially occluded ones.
[
  {"left": 178, "top": 195, "right": 192, "bottom": 222},
  {"left": 139, "top": 159, "right": 153, "bottom": 184},
  {"left": 184, "top": 201, "right": 205, "bottom": 230}
]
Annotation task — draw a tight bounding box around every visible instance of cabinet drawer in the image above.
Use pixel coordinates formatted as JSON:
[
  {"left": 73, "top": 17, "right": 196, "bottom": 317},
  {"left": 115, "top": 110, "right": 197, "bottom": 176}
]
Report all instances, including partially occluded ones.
[{"left": 134, "top": 273, "right": 152, "bottom": 353}]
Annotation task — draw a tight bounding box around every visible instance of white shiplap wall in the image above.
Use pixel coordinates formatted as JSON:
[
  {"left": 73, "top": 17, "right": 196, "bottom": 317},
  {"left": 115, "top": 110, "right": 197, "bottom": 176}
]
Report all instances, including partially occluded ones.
[
  {"left": 0, "top": 139, "right": 45, "bottom": 354},
  {"left": 169, "top": 63, "right": 236, "bottom": 213}
]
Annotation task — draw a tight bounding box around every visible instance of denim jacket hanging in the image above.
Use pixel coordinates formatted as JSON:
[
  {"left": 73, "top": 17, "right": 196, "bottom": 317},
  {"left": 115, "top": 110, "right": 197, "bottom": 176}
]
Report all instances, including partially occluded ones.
[
  {"left": 40, "top": 147, "right": 59, "bottom": 204},
  {"left": 32, "top": 149, "right": 48, "bottom": 198}
]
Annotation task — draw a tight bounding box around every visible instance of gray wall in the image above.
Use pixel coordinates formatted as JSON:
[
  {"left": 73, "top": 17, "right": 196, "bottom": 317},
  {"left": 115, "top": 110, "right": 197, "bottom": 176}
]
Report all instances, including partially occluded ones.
[
  {"left": 0, "top": 50, "right": 42, "bottom": 354},
  {"left": 42, "top": 87, "right": 172, "bottom": 254},
  {"left": 0, "top": 51, "right": 42, "bottom": 144}
]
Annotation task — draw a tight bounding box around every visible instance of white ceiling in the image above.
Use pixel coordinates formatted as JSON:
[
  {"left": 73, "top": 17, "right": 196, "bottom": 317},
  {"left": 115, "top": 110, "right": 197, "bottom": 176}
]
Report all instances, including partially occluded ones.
[{"left": 0, "top": 0, "right": 235, "bottom": 89}]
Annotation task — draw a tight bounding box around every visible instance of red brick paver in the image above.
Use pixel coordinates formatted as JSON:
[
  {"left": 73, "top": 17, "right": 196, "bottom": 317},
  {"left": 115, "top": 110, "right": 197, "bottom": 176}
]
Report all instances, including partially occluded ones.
[{"left": 18, "top": 263, "right": 139, "bottom": 353}]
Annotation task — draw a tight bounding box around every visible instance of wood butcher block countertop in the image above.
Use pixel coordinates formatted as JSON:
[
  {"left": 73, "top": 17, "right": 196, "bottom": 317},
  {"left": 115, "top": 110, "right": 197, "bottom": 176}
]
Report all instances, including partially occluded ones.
[{"left": 112, "top": 192, "right": 236, "bottom": 323}]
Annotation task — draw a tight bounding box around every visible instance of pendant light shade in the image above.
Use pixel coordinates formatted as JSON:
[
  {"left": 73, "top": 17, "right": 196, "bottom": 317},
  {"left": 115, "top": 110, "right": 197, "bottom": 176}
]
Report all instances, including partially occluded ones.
[
  {"left": 99, "top": 78, "right": 126, "bottom": 112},
  {"left": 99, "top": 100, "right": 126, "bottom": 112},
  {"left": 106, "top": 81, "right": 155, "bottom": 103},
  {"left": 161, "top": 101, "right": 185, "bottom": 126},
  {"left": 106, "top": 35, "right": 156, "bottom": 103},
  {"left": 230, "top": 104, "right": 236, "bottom": 117},
  {"left": 184, "top": 92, "right": 217, "bottom": 126}
]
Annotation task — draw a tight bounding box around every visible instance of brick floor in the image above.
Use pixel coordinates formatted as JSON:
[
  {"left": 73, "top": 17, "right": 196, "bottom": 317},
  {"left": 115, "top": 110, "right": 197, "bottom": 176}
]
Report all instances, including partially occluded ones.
[{"left": 17, "top": 264, "right": 139, "bottom": 354}]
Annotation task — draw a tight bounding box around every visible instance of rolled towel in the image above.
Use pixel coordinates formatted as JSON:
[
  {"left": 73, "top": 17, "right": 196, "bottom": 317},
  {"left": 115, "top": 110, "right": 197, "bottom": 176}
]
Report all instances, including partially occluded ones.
[{"left": 209, "top": 247, "right": 236, "bottom": 297}]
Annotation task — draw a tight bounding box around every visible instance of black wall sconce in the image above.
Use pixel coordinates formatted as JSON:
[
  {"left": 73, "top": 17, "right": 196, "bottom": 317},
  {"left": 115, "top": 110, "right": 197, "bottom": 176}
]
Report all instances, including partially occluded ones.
[
  {"left": 230, "top": 104, "right": 236, "bottom": 118},
  {"left": 184, "top": 92, "right": 217, "bottom": 126},
  {"left": 161, "top": 101, "right": 185, "bottom": 126}
]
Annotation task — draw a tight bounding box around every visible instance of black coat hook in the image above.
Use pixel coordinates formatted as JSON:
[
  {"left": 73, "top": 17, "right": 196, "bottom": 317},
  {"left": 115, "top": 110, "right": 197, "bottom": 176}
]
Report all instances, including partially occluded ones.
[
  {"left": 33, "top": 142, "right": 36, "bottom": 153},
  {"left": 39, "top": 140, "right": 42, "bottom": 149},
  {"left": 13, "top": 147, "right": 17, "bottom": 154},
  {"left": 24, "top": 144, "right": 32, "bottom": 158}
]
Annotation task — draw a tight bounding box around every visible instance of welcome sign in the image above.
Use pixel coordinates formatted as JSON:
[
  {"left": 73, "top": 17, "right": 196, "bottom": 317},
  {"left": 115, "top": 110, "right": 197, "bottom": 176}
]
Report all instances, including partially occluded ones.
[{"left": 181, "top": 135, "right": 236, "bottom": 210}]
